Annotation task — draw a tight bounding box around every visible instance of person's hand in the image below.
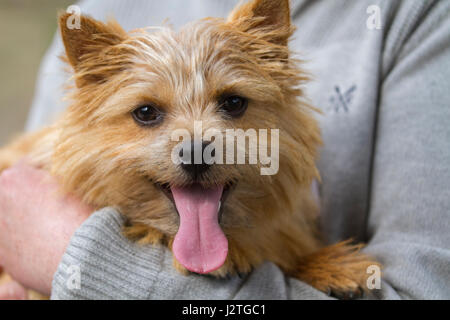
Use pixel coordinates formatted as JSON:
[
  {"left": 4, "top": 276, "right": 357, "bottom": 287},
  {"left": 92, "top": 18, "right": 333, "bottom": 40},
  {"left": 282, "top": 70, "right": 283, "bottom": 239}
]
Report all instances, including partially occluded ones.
[{"left": 0, "top": 162, "right": 93, "bottom": 296}]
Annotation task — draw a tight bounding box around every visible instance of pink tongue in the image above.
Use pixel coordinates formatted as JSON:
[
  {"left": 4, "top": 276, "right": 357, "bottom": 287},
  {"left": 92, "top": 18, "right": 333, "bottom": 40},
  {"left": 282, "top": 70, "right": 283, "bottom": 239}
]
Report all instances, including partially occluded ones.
[{"left": 171, "top": 184, "right": 228, "bottom": 274}]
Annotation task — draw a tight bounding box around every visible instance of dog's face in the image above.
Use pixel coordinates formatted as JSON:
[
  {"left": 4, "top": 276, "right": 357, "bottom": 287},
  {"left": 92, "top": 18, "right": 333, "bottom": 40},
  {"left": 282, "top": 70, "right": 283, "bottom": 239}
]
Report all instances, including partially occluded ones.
[{"left": 55, "top": 0, "right": 321, "bottom": 275}]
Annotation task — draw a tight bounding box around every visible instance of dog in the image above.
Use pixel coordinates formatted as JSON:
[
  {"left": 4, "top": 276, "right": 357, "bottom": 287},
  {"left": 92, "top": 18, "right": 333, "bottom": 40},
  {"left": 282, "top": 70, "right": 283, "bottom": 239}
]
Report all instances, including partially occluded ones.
[{"left": 0, "top": 0, "right": 378, "bottom": 299}]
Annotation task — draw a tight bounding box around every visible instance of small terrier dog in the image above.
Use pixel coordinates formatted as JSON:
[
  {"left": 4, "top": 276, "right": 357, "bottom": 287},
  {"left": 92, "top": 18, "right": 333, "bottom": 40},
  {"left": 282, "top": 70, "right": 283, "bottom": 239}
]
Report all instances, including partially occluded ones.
[{"left": 0, "top": 0, "right": 378, "bottom": 298}]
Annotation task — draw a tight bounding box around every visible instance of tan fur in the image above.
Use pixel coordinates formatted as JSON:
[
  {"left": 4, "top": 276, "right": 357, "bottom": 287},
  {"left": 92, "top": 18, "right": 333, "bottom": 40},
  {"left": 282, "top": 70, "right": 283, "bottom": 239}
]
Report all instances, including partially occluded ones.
[
  {"left": 294, "top": 240, "right": 381, "bottom": 299},
  {"left": 0, "top": 0, "right": 378, "bottom": 299}
]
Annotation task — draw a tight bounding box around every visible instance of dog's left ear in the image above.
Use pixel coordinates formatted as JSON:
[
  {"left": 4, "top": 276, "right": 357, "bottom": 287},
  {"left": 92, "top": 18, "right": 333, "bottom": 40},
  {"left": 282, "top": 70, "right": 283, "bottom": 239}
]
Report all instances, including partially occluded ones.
[
  {"left": 59, "top": 13, "right": 127, "bottom": 68},
  {"left": 59, "top": 13, "right": 128, "bottom": 86},
  {"left": 227, "top": 0, "right": 292, "bottom": 46}
]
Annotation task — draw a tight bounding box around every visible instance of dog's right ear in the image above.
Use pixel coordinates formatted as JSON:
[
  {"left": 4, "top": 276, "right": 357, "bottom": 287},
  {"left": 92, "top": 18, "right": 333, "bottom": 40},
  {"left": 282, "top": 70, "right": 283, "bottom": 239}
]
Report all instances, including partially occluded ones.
[
  {"left": 59, "top": 13, "right": 127, "bottom": 70},
  {"left": 227, "top": 0, "right": 292, "bottom": 46}
]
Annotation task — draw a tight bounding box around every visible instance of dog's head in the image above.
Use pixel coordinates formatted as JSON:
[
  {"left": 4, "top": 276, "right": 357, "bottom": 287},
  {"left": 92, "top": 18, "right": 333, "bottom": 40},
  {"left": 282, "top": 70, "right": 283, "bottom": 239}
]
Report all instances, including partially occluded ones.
[{"left": 55, "top": 0, "right": 321, "bottom": 275}]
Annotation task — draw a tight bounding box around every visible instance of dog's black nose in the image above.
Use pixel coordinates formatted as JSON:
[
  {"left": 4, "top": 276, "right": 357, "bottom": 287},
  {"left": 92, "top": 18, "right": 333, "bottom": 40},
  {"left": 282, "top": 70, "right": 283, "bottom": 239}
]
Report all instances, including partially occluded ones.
[{"left": 179, "top": 141, "right": 214, "bottom": 178}]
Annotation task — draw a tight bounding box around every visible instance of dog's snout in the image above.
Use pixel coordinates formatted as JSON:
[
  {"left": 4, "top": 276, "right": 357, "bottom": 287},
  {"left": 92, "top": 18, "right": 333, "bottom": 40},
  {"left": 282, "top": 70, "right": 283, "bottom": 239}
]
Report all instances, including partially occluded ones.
[{"left": 180, "top": 141, "right": 214, "bottom": 178}]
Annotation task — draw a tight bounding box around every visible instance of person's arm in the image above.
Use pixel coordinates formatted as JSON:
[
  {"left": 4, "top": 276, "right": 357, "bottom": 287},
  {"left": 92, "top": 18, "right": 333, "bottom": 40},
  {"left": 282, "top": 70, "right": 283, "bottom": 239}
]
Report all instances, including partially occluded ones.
[
  {"left": 361, "top": 0, "right": 450, "bottom": 299},
  {"left": 51, "top": 207, "right": 331, "bottom": 300}
]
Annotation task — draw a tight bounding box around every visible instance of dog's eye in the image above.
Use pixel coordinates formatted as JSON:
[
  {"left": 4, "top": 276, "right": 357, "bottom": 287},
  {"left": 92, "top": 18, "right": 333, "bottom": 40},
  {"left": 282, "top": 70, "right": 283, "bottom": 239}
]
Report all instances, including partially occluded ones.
[
  {"left": 132, "top": 105, "right": 164, "bottom": 126},
  {"left": 218, "top": 95, "right": 248, "bottom": 118}
]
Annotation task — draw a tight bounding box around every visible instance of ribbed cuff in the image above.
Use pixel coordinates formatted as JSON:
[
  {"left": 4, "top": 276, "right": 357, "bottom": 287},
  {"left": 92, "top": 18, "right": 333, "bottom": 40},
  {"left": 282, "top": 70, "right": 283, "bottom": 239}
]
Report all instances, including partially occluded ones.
[{"left": 50, "top": 208, "right": 165, "bottom": 299}]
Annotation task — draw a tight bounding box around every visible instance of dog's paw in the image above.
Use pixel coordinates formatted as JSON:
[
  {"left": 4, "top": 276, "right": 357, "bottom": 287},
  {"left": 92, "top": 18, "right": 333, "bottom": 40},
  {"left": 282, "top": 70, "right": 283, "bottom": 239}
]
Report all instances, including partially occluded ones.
[
  {"left": 294, "top": 240, "right": 380, "bottom": 300},
  {"left": 0, "top": 269, "right": 11, "bottom": 286},
  {"left": 122, "top": 223, "right": 166, "bottom": 245},
  {"left": 298, "top": 266, "right": 367, "bottom": 299},
  {"left": 322, "top": 275, "right": 366, "bottom": 300},
  {"left": 330, "top": 287, "right": 365, "bottom": 300},
  {"left": 0, "top": 160, "right": 10, "bottom": 174}
]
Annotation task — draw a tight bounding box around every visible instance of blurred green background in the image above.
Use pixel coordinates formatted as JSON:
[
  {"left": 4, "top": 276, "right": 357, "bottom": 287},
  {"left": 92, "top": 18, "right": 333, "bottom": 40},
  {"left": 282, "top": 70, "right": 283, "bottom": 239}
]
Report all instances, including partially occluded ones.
[{"left": 0, "top": 0, "right": 73, "bottom": 145}]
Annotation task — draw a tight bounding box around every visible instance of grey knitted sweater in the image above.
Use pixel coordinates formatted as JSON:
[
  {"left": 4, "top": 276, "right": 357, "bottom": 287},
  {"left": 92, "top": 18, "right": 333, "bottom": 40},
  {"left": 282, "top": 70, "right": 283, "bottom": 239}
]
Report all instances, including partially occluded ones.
[{"left": 26, "top": 0, "right": 450, "bottom": 299}]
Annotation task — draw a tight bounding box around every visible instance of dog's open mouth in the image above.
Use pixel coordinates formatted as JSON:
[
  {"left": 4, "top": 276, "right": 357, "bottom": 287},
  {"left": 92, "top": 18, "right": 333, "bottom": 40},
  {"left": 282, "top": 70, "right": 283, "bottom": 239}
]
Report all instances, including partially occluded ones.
[{"left": 155, "top": 182, "right": 233, "bottom": 274}]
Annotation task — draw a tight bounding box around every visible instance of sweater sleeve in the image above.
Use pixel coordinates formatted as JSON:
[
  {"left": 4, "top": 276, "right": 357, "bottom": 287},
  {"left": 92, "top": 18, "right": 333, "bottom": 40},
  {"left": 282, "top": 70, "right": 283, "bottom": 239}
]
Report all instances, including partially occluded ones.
[
  {"left": 51, "top": 208, "right": 332, "bottom": 300},
  {"left": 361, "top": 0, "right": 450, "bottom": 299}
]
